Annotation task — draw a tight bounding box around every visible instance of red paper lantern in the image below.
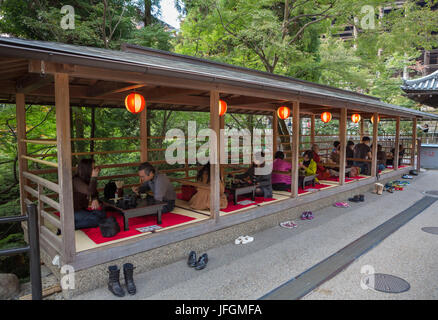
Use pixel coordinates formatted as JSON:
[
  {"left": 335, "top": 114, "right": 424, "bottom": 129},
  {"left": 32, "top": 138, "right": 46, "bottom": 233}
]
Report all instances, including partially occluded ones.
[
  {"left": 125, "top": 93, "right": 145, "bottom": 114},
  {"left": 371, "top": 115, "right": 380, "bottom": 124},
  {"left": 351, "top": 113, "right": 361, "bottom": 123},
  {"left": 219, "top": 100, "right": 227, "bottom": 116},
  {"left": 277, "top": 106, "right": 291, "bottom": 120},
  {"left": 321, "top": 111, "right": 332, "bottom": 123}
]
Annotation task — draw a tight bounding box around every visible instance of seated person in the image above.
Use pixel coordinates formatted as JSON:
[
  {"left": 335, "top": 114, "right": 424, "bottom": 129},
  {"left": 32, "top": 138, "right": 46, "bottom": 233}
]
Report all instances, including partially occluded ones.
[
  {"left": 73, "top": 159, "right": 106, "bottom": 230},
  {"left": 271, "top": 151, "right": 292, "bottom": 191},
  {"left": 299, "top": 150, "right": 319, "bottom": 184},
  {"left": 346, "top": 141, "right": 355, "bottom": 166},
  {"left": 329, "top": 142, "right": 341, "bottom": 164},
  {"left": 189, "top": 163, "right": 228, "bottom": 210},
  {"left": 311, "top": 144, "right": 331, "bottom": 180},
  {"left": 132, "top": 162, "right": 176, "bottom": 213},
  {"left": 235, "top": 152, "right": 273, "bottom": 198},
  {"left": 332, "top": 141, "right": 340, "bottom": 153},
  {"left": 377, "top": 144, "right": 387, "bottom": 171},
  {"left": 353, "top": 136, "right": 372, "bottom": 175}
]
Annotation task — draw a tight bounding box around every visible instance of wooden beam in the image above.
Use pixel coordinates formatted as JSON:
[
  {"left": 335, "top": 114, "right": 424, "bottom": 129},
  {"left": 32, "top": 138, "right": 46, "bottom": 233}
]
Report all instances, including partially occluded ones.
[
  {"left": 16, "top": 74, "right": 52, "bottom": 94},
  {"left": 86, "top": 81, "right": 146, "bottom": 97},
  {"left": 291, "top": 101, "right": 300, "bottom": 198},
  {"left": 394, "top": 116, "right": 400, "bottom": 170},
  {"left": 371, "top": 112, "right": 379, "bottom": 177},
  {"left": 411, "top": 118, "right": 417, "bottom": 166},
  {"left": 210, "top": 91, "right": 220, "bottom": 220},
  {"left": 16, "top": 93, "right": 28, "bottom": 215},
  {"left": 55, "top": 73, "right": 76, "bottom": 264},
  {"left": 339, "top": 108, "right": 347, "bottom": 185}
]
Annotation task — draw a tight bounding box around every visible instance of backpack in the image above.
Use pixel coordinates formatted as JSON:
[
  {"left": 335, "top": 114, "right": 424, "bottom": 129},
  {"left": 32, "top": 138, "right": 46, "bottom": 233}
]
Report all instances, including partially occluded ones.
[
  {"left": 99, "top": 216, "right": 120, "bottom": 238},
  {"left": 104, "top": 180, "right": 117, "bottom": 200}
]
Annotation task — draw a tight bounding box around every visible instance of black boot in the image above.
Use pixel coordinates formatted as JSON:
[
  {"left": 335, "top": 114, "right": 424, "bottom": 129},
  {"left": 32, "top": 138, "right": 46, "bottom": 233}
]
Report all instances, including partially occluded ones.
[
  {"left": 348, "top": 195, "right": 361, "bottom": 203},
  {"left": 108, "top": 265, "right": 125, "bottom": 297},
  {"left": 187, "top": 251, "right": 197, "bottom": 267},
  {"left": 195, "top": 253, "right": 208, "bottom": 270},
  {"left": 359, "top": 194, "right": 365, "bottom": 202},
  {"left": 123, "top": 263, "right": 137, "bottom": 295}
]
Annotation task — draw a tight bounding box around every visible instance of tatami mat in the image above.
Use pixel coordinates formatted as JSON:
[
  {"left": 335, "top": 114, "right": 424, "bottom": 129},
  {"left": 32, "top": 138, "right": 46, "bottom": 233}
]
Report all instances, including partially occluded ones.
[{"left": 175, "top": 198, "right": 211, "bottom": 216}]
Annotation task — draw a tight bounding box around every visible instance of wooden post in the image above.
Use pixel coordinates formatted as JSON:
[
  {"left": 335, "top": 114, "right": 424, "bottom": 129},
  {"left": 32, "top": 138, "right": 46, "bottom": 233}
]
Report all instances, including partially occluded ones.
[
  {"left": 209, "top": 91, "right": 220, "bottom": 220},
  {"left": 371, "top": 112, "right": 379, "bottom": 177},
  {"left": 310, "top": 114, "right": 315, "bottom": 147},
  {"left": 339, "top": 108, "right": 347, "bottom": 185},
  {"left": 360, "top": 117, "right": 364, "bottom": 141},
  {"left": 272, "top": 111, "right": 278, "bottom": 155},
  {"left": 16, "top": 93, "right": 28, "bottom": 216},
  {"left": 219, "top": 114, "right": 225, "bottom": 179},
  {"left": 140, "top": 108, "right": 148, "bottom": 162},
  {"left": 417, "top": 138, "right": 421, "bottom": 172},
  {"left": 55, "top": 73, "right": 76, "bottom": 263},
  {"left": 291, "top": 101, "right": 300, "bottom": 198},
  {"left": 394, "top": 116, "right": 400, "bottom": 170},
  {"left": 411, "top": 117, "right": 417, "bottom": 166}
]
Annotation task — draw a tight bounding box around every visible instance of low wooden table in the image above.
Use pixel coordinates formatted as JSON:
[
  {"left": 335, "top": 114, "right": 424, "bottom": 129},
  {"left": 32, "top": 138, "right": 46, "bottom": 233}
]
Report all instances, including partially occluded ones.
[
  {"left": 103, "top": 199, "right": 167, "bottom": 231},
  {"left": 227, "top": 184, "right": 256, "bottom": 205}
]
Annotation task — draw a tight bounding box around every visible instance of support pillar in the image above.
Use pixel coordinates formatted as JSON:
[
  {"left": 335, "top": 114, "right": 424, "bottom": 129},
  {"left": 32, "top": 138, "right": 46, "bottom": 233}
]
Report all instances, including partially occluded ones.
[
  {"left": 140, "top": 108, "right": 148, "bottom": 162},
  {"left": 55, "top": 73, "right": 75, "bottom": 263},
  {"left": 371, "top": 112, "right": 379, "bottom": 177},
  {"left": 291, "top": 102, "right": 300, "bottom": 198},
  {"left": 339, "top": 108, "right": 347, "bottom": 185},
  {"left": 411, "top": 118, "right": 417, "bottom": 166},
  {"left": 209, "top": 91, "right": 220, "bottom": 220},
  {"left": 394, "top": 116, "right": 400, "bottom": 170}
]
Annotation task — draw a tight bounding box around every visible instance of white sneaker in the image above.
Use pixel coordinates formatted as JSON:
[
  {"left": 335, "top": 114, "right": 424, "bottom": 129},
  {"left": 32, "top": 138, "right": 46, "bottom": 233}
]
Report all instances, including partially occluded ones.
[{"left": 235, "top": 236, "right": 244, "bottom": 244}]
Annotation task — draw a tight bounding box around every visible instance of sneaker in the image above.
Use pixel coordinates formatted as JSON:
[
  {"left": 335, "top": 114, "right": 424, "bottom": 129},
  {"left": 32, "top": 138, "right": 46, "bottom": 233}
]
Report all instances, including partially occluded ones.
[
  {"left": 402, "top": 175, "right": 413, "bottom": 179},
  {"left": 280, "top": 221, "right": 297, "bottom": 229},
  {"left": 307, "top": 212, "right": 314, "bottom": 220},
  {"left": 301, "top": 212, "right": 308, "bottom": 220}
]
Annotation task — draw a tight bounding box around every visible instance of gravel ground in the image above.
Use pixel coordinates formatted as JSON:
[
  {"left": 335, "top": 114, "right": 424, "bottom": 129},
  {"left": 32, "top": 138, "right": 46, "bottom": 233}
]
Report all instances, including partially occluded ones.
[{"left": 73, "top": 171, "right": 438, "bottom": 300}]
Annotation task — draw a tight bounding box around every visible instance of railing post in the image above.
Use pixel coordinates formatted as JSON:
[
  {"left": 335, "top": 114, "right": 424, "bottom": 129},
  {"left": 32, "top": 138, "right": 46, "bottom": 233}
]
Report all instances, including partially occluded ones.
[
  {"left": 27, "top": 203, "right": 42, "bottom": 300},
  {"left": 417, "top": 138, "right": 421, "bottom": 172}
]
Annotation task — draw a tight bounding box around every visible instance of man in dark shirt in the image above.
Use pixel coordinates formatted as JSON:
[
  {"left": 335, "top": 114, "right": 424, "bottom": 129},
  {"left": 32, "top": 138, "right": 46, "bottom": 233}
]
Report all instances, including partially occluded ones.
[
  {"left": 353, "top": 136, "right": 372, "bottom": 175},
  {"left": 132, "top": 162, "right": 176, "bottom": 213}
]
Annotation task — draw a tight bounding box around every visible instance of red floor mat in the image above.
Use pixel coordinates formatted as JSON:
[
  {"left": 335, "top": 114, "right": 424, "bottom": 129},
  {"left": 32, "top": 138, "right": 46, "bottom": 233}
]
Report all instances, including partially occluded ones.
[
  {"left": 221, "top": 196, "right": 276, "bottom": 213},
  {"left": 55, "top": 210, "right": 196, "bottom": 244}
]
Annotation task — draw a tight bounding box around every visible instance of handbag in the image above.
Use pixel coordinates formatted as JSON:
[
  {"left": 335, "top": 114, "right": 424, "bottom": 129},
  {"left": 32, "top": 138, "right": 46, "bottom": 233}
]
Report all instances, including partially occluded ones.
[{"left": 99, "top": 216, "right": 120, "bottom": 237}]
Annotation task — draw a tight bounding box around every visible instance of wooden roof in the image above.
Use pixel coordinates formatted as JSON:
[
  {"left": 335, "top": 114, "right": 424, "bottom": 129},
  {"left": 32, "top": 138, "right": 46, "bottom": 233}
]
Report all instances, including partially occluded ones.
[{"left": 0, "top": 36, "right": 438, "bottom": 120}]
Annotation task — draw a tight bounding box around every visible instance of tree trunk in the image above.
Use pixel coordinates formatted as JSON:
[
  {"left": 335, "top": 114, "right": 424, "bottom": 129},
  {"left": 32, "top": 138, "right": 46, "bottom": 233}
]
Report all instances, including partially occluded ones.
[{"left": 144, "top": 0, "right": 152, "bottom": 26}]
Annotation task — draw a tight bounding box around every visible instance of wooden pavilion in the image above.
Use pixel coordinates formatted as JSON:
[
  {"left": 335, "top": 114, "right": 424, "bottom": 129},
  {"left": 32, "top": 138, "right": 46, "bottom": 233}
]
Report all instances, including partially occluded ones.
[{"left": 1, "top": 37, "right": 438, "bottom": 271}]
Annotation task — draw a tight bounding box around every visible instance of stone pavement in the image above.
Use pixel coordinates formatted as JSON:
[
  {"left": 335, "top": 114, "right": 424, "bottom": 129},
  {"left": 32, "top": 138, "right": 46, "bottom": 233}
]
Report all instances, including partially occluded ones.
[{"left": 72, "top": 170, "right": 438, "bottom": 300}]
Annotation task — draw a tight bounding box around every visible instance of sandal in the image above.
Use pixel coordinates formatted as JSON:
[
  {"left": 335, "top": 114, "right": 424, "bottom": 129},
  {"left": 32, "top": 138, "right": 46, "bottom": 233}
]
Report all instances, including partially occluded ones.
[
  {"left": 241, "top": 235, "right": 254, "bottom": 244},
  {"left": 334, "top": 202, "right": 350, "bottom": 208}
]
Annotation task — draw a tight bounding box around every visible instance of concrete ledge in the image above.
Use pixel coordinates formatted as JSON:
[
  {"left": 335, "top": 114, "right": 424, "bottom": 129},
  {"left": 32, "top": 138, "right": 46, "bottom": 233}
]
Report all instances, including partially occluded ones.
[{"left": 38, "top": 170, "right": 409, "bottom": 298}]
